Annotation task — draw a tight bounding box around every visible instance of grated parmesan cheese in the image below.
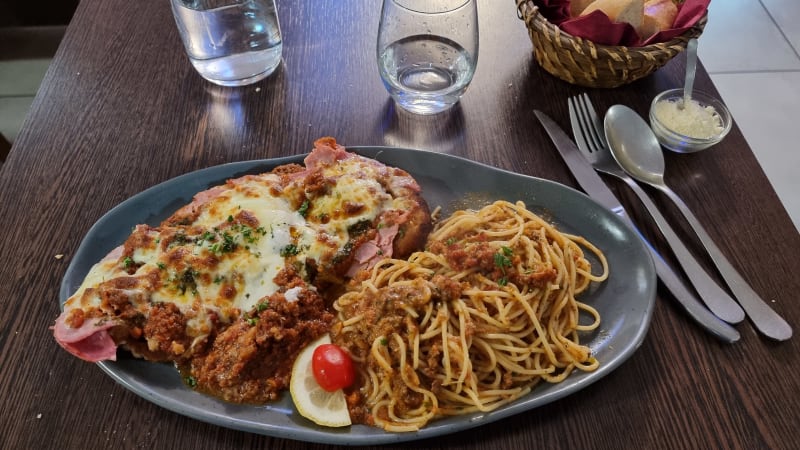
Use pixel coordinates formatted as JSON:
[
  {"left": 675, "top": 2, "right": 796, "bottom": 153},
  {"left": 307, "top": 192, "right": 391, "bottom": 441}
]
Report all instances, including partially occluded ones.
[
  {"left": 653, "top": 98, "right": 724, "bottom": 139},
  {"left": 284, "top": 286, "right": 304, "bottom": 302}
]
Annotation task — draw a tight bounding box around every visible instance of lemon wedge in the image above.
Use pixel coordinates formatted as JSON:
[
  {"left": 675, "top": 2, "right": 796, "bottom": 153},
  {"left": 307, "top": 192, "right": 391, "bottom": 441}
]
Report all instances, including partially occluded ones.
[{"left": 290, "top": 334, "right": 352, "bottom": 427}]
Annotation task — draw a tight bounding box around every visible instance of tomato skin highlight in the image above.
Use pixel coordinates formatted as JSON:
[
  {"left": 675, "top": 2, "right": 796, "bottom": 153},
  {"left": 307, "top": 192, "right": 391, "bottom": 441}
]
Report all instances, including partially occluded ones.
[{"left": 311, "top": 344, "right": 355, "bottom": 392}]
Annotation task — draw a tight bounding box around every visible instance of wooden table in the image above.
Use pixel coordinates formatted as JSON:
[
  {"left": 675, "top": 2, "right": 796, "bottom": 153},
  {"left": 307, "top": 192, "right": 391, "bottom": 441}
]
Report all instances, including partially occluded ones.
[{"left": 1, "top": 1, "right": 798, "bottom": 449}]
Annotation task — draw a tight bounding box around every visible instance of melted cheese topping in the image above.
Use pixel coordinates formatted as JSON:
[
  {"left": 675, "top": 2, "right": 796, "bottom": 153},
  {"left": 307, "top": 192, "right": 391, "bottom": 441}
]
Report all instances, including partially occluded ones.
[{"left": 65, "top": 155, "right": 399, "bottom": 350}]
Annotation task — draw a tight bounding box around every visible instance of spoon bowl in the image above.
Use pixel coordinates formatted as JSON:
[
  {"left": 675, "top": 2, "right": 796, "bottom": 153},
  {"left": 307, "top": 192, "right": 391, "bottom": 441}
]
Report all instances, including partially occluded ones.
[{"left": 603, "top": 105, "right": 665, "bottom": 185}]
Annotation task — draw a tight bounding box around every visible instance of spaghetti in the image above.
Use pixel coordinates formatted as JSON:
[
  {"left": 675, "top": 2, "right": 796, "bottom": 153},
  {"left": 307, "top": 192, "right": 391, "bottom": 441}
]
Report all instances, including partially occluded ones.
[{"left": 332, "top": 200, "right": 608, "bottom": 431}]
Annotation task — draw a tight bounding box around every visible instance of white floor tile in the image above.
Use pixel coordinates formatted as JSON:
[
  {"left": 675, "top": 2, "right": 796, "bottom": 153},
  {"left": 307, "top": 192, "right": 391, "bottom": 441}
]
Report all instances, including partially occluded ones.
[
  {"left": 0, "top": 59, "right": 52, "bottom": 97},
  {"left": 762, "top": 0, "right": 800, "bottom": 53},
  {"left": 700, "top": 0, "right": 800, "bottom": 73},
  {"left": 0, "top": 96, "right": 35, "bottom": 143},
  {"left": 711, "top": 72, "right": 800, "bottom": 231}
]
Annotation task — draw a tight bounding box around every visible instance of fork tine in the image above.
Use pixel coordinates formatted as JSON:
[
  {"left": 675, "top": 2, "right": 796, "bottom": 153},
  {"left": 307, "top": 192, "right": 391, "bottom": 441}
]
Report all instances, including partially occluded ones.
[
  {"left": 576, "top": 93, "right": 606, "bottom": 152},
  {"left": 568, "top": 96, "right": 594, "bottom": 157}
]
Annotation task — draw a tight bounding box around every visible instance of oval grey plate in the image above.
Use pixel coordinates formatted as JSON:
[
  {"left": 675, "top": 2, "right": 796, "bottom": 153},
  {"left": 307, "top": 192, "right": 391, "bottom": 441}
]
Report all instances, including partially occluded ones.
[{"left": 60, "top": 146, "right": 656, "bottom": 445}]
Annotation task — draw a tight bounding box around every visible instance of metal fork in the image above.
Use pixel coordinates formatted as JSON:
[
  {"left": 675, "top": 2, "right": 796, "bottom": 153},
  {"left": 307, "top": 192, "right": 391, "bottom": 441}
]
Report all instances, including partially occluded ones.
[{"left": 568, "top": 93, "right": 746, "bottom": 324}]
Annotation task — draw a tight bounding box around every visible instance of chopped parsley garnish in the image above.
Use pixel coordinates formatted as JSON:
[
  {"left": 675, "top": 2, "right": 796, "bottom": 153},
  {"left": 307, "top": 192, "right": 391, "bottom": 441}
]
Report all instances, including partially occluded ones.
[
  {"left": 221, "top": 231, "right": 237, "bottom": 253},
  {"left": 189, "top": 222, "right": 267, "bottom": 255},
  {"left": 210, "top": 231, "right": 238, "bottom": 254},
  {"left": 493, "top": 250, "right": 512, "bottom": 269},
  {"left": 241, "top": 228, "right": 254, "bottom": 243},
  {"left": 176, "top": 268, "right": 200, "bottom": 294},
  {"left": 494, "top": 246, "right": 514, "bottom": 287},
  {"left": 280, "top": 244, "right": 300, "bottom": 257},
  {"left": 297, "top": 199, "right": 310, "bottom": 218},
  {"left": 169, "top": 232, "right": 191, "bottom": 248},
  {"left": 184, "top": 376, "right": 197, "bottom": 388},
  {"left": 156, "top": 262, "right": 166, "bottom": 270},
  {"left": 195, "top": 231, "right": 217, "bottom": 246},
  {"left": 246, "top": 317, "right": 259, "bottom": 326},
  {"left": 122, "top": 256, "right": 134, "bottom": 269},
  {"left": 380, "top": 337, "right": 388, "bottom": 346},
  {"left": 239, "top": 224, "right": 266, "bottom": 246},
  {"left": 256, "top": 301, "right": 270, "bottom": 312}
]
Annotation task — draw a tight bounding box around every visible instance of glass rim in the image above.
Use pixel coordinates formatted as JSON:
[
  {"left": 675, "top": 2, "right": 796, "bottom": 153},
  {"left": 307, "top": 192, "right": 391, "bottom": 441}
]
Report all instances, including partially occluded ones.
[{"left": 391, "top": 0, "right": 472, "bottom": 15}]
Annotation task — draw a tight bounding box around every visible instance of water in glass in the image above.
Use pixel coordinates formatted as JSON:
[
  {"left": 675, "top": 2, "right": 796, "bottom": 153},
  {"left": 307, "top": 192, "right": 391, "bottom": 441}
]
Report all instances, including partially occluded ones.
[
  {"left": 379, "top": 35, "right": 475, "bottom": 115},
  {"left": 377, "top": 0, "right": 478, "bottom": 115},
  {"left": 171, "top": 0, "right": 282, "bottom": 86}
]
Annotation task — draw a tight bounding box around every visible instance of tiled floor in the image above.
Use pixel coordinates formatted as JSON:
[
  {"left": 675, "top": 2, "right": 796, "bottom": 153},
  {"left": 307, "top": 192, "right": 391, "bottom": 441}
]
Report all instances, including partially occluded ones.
[
  {"left": 0, "top": 59, "right": 50, "bottom": 142},
  {"left": 0, "top": 25, "right": 64, "bottom": 145},
  {"left": 1, "top": 3, "right": 799, "bottom": 230},
  {"left": 699, "top": 0, "right": 800, "bottom": 231}
]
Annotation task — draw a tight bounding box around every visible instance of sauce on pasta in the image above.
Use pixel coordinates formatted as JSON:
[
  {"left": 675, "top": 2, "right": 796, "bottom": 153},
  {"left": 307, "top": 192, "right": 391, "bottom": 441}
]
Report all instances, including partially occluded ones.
[{"left": 331, "top": 200, "right": 608, "bottom": 431}]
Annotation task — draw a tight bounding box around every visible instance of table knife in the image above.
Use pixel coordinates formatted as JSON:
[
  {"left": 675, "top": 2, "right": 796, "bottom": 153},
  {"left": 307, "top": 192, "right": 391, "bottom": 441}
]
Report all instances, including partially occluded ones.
[{"left": 534, "top": 110, "right": 740, "bottom": 343}]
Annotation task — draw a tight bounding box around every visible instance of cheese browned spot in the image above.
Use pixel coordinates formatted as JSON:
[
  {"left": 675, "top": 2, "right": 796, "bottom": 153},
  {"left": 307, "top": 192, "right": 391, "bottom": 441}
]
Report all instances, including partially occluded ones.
[{"left": 51, "top": 137, "right": 432, "bottom": 403}]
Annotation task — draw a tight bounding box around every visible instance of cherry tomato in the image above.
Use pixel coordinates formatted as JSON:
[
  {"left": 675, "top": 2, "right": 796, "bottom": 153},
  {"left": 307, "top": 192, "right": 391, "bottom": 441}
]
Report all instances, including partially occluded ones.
[{"left": 311, "top": 343, "right": 355, "bottom": 392}]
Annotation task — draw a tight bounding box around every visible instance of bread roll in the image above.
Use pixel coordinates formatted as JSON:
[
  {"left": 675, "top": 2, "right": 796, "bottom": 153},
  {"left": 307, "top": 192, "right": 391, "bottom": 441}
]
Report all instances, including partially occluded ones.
[
  {"left": 570, "top": 0, "right": 596, "bottom": 17},
  {"left": 637, "top": 0, "right": 678, "bottom": 39},
  {"left": 581, "top": 0, "right": 644, "bottom": 30},
  {"left": 637, "top": 15, "right": 660, "bottom": 40},
  {"left": 645, "top": 0, "right": 677, "bottom": 30}
]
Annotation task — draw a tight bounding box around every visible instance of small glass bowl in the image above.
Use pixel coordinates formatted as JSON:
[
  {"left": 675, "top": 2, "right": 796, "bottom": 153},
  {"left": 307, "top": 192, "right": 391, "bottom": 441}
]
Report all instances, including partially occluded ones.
[{"left": 649, "top": 88, "right": 732, "bottom": 153}]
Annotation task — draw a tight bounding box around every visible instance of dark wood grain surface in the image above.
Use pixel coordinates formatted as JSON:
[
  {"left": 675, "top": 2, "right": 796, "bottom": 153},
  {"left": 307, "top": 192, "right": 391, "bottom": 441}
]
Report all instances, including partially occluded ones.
[{"left": 1, "top": 1, "right": 798, "bottom": 449}]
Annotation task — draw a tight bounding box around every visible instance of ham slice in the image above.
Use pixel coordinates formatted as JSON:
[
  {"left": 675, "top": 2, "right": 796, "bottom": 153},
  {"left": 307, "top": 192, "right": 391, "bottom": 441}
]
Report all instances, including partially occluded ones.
[
  {"left": 304, "top": 137, "right": 351, "bottom": 169},
  {"left": 52, "top": 311, "right": 118, "bottom": 362},
  {"left": 346, "top": 224, "right": 399, "bottom": 277}
]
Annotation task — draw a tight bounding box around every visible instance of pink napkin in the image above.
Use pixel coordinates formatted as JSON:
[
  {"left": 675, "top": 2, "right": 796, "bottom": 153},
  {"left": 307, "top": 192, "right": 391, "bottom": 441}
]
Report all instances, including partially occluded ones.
[{"left": 534, "top": 0, "right": 709, "bottom": 47}]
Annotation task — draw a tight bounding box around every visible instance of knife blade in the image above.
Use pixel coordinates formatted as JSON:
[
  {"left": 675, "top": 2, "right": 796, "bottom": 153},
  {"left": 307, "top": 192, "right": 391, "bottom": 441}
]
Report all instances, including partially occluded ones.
[{"left": 534, "top": 110, "right": 740, "bottom": 343}]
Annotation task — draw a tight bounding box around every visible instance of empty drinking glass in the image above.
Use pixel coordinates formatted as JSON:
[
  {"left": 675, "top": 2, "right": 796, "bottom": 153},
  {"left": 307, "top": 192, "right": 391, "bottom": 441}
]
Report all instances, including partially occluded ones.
[
  {"left": 170, "top": 0, "right": 283, "bottom": 87},
  {"left": 377, "top": 0, "right": 479, "bottom": 115}
]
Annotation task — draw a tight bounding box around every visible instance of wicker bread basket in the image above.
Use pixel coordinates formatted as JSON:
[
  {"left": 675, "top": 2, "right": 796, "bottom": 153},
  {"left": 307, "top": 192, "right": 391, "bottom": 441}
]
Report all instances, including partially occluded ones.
[{"left": 516, "top": 0, "right": 707, "bottom": 88}]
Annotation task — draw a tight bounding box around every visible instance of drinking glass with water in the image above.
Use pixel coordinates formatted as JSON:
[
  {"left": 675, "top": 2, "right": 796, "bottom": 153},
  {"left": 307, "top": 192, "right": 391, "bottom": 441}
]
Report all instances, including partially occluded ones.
[
  {"left": 170, "top": 0, "right": 282, "bottom": 87},
  {"left": 377, "top": 0, "right": 478, "bottom": 115}
]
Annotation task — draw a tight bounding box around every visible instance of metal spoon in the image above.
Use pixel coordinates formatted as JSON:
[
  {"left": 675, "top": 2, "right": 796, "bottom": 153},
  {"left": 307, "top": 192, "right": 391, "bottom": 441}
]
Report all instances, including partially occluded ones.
[
  {"left": 604, "top": 104, "right": 792, "bottom": 341},
  {"left": 681, "top": 38, "right": 698, "bottom": 109}
]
